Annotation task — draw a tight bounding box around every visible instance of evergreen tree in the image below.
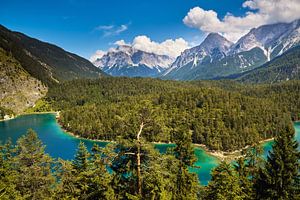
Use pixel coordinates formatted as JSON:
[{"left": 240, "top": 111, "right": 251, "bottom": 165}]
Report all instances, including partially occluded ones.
[
  {"left": 87, "top": 144, "right": 115, "bottom": 199},
  {"left": 73, "top": 141, "right": 90, "bottom": 172},
  {"left": 55, "top": 144, "right": 115, "bottom": 200},
  {"left": 13, "top": 129, "right": 55, "bottom": 199},
  {"left": 255, "top": 124, "right": 300, "bottom": 200},
  {"left": 0, "top": 140, "right": 22, "bottom": 200},
  {"left": 54, "top": 159, "right": 79, "bottom": 199},
  {"left": 244, "top": 145, "right": 263, "bottom": 181},
  {"left": 206, "top": 161, "right": 244, "bottom": 200},
  {"left": 173, "top": 125, "right": 199, "bottom": 200},
  {"left": 234, "top": 157, "right": 255, "bottom": 200}
]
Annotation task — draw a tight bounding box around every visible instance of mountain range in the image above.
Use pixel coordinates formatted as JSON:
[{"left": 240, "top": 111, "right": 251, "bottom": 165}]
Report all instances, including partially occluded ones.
[
  {"left": 93, "top": 45, "right": 173, "bottom": 77},
  {"left": 93, "top": 19, "right": 300, "bottom": 80},
  {"left": 1, "top": 19, "right": 300, "bottom": 114},
  {"left": 163, "top": 19, "right": 300, "bottom": 80}
]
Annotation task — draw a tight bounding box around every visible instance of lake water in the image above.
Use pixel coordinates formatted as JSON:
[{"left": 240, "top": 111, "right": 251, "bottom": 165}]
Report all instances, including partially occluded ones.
[{"left": 0, "top": 113, "right": 299, "bottom": 185}]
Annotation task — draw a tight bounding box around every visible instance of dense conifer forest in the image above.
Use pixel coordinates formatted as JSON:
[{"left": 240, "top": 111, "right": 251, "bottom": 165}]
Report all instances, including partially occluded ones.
[
  {"left": 44, "top": 77, "right": 299, "bottom": 151},
  {"left": 1, "top": 77, "right": 299, "bottom": 199},
  {"left": 0, "top": 126, "right": 299, "bottom": 199}
]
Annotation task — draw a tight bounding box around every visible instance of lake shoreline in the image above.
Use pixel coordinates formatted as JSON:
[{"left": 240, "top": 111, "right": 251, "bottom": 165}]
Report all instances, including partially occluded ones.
[
  {"left": 55, "top": 112, "right": 278, "bottom": 161},
  {"left": 194, "top": 137, "right": 275, "bottom": 161},
  {"left": 0, "top": 111, "right": 59, "bottom": 122},
  {"left": 2, "top": 112, "right": 298, "bottom": 161},
  {"left": 0, "top": 111, "right": 279, "bottom": 161},
  {"left": 56, "top": 114, "right": 113, "bottom": 144},
  {"left": 0, "top": 115, "right": 15, "bottom": 122}
]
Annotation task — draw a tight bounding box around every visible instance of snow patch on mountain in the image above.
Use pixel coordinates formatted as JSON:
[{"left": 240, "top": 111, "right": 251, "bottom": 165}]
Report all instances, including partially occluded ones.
[
  {"left": 163, "top": 33, "right": 233, "bottom": 75},
  {"left": 230, "top": 19, "right": 300, "bottom": 58},
  {"left": 164, "top": 19, "right": 300, "bottom": 79},
  {"left": 92, "top": 45, "right": 174, "bottom": 77}
]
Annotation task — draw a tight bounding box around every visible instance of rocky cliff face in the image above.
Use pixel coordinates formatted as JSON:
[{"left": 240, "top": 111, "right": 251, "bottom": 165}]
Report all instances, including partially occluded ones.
[
  {"left": 163, "top": 33, "right": 233, "bottom": 76},
  {"left": 0, "top": 48, "right": 47, "bottom": 114}
]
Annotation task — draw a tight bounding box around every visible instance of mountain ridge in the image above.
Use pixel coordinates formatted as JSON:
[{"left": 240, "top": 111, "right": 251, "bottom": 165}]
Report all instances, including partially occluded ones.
[
  {"left": 0, "top": 24, "right": 106, "bottom": 86},
  {"left": 93, "top": 45, "right": 173, "bottom": 77},
  {"left": 163, "top": 19, "right": 300, "bottom": 80},
  {"left": 0, "top": 24, "right": 106, "bottom": 114},
  {"left": 163, "top": 33, "right": 233, "bottom": 76}
]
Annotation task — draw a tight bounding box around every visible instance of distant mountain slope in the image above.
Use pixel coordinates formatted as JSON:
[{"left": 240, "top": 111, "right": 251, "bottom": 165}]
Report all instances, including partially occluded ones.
[
  {"left": 0, "top": 47, "right": 47, "bottom": 113},
  {"left": 163, "top": 33, "right": 233, "bottom": 78},
  {"left": 230, "top": 20, "right": 300, "bottom": 59},
  {"left": 163, "top": 19, "right": 300, "bottom": 80},
  {"left": 236, "top": 45, "right": 300, "bottom": 83},
  {"left": 0, "top": 24, "right": 105, "bottom": 86},
  {"left": 93, "top": 45, "right": 173, "bottom": 77}
]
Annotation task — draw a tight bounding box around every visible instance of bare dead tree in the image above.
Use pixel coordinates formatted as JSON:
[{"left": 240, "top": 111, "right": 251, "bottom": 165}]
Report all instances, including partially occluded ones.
[{"left": 136, "top": 121, "right": 144, "bottom": 196}]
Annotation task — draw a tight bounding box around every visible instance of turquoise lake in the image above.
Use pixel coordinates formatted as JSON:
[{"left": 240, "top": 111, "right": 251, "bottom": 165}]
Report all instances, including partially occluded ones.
[{"left": 0, "top": 113, "right": 299, "bottom": 185}]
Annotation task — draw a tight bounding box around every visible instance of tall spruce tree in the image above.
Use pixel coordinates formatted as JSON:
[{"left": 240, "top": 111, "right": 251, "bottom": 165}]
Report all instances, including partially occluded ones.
[
  {"left": 233, "top": 145, "right": 263, "bottom": 200},
  {"left": 0, "top": 140, "right": 22, "bottom": 200},
  {"left": 173, "top": 125, "right": 199, "bottom": 200},
  {"left": 255, "top": 124, "right": 300, "bottom": 200},
  {"left": 73, "top": 141, "right": 90, "bottom": 172},
  {"left": 234, "top": 157, "right": 255, "bottom": 200},
  {"left": 13, "top": 129, "right": 55, "bottom": 199},
  {"left": 206, "top": 161, "right": 244, "bottom": 200}
]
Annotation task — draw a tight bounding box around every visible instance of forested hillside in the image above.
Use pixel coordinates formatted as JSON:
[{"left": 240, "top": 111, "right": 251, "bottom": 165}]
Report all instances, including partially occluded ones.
[
  {"left": 0, "top": 24, "right": 107, "bottom": 114},
  {"left": 45, "top": 77, "right": 296, "bottom": 151},
  {"left": 0, "top": 24, "right": 105, "bottom": 86},
  {"left": 236, "top": 46, "right": 300, "bottom": 83}
]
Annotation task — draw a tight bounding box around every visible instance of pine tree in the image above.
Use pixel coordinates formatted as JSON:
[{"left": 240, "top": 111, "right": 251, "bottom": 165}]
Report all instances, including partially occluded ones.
[
  {"left": 255, "top": 124, "right": 300, "bottom": 200},
  {"left": 206, "top": 161, "right": 244, "bottom": 200},
  {"left": 172, "top": 125, "right": 198, "bottom": 200},
  {"left": 72, "top": 141, "right": 90, "bottom": 172},
  {"left": 13, "top": 129, "right": 55, "bottom": 199},
  {"left": 0, "top": 140, "right": 22, "bottom": 200},
  {"left": 233, "top": 145, "right": 263, "bottom": 200},
  {"left": 234, "top": 157, "right": 255, "bottom": 200},
  {"left": 88, "top": 144, "right": 115, "bottom": 199},
  {"left": 54, "top": 159, "right": 79, "bottom": 199},
  {"left": 56, "top": 144, "right": 116, "bottom": 199}
]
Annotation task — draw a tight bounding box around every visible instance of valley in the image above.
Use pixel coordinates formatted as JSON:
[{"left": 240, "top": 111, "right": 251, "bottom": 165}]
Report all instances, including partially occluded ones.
[{"left": 1, "top": 2, "right": 300, "bottom": 198}]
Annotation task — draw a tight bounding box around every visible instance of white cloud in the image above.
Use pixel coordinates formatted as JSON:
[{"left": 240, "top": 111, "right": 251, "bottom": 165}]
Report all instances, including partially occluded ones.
[
  {"left": 183, "top": 0, "right": 300, "bottom": 42},
  {"left": 131, "top": 35, "right": 189, "bottom": 58},
  {"left": 95, "top": 25, "right": 114, "bottom": 31},
  {"left": 114, "top": 40, "right": 129, "bottom": 46},
  {"left": 89, "top": 50, "right": 106, "bottom": 62},
  {"left": 90, "top": 36, "right": 190, "bottom": 60},
  {"left": 114, "top": 25, "right": 128, "bottom": 35},
  {"left": 95, "top": 24, "right": 129, "bottom": 37}
]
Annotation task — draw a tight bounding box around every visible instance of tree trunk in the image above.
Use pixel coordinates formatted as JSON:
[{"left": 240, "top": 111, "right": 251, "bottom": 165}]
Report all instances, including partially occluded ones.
[{"left": 137, "top": 122, "right": 144, "bottom": 196}]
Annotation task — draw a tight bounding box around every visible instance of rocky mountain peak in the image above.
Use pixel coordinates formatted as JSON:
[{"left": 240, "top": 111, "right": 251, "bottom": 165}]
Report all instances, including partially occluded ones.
[{"left": 201, "top": 32, "right": 233, "bottom": 53}]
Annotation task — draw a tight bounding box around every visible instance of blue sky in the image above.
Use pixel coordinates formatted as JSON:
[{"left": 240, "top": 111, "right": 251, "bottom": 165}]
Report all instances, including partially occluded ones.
[{"left": 1, "top": 0, "right": 299, "bottom": 59}]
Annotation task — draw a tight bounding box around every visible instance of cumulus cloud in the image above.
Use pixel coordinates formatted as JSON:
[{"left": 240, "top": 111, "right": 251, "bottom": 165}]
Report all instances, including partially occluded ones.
[
  {"left": 89, "top": 50, "right": 106, "bottom": 62},
  {"left": 131, "top": 35, "right": 189, "bottom": 58},
  {"left": 90, "top": 36, "right": 190, "bottom": 60},
  {"left": 183, "top": 0, "right": 300, "bottom": 42}
]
